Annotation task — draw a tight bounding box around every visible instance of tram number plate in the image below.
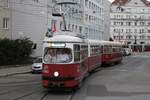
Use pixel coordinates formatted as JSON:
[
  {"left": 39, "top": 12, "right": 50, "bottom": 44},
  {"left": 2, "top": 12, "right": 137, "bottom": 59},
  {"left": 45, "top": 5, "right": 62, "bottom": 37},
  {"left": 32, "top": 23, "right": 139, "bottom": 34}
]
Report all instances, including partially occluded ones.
[{"left": 51, "top": 82, "right": 64, "bottom": 87}]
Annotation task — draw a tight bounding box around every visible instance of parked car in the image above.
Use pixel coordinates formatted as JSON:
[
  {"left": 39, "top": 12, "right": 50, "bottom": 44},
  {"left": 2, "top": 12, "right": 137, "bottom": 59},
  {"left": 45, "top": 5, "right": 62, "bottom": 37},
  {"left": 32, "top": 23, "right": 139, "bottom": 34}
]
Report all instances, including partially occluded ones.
[
  {"left": 122, "top": 48, "right": 132, "bottom": 56},
  {"left": 31, "top": 57, "right": 42, "bottom": 73}
]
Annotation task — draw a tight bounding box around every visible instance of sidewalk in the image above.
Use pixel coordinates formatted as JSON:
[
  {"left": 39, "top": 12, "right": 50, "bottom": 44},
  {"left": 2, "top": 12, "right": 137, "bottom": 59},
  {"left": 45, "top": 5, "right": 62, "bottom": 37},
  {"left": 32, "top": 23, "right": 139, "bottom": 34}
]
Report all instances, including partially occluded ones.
[
  {"left": 0, "top": 65, "right": 31, "bottom": 77},
  {"left": 133, "top": 52, "right": 150, "bottom": 56}
]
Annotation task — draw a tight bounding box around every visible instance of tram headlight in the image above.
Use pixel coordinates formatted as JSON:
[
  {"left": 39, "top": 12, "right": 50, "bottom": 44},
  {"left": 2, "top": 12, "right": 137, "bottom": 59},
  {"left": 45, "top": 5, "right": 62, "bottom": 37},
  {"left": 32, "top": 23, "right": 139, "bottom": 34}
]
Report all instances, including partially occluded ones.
[{"left": 54, "top": 71, "right": 59, "bottom": 77}]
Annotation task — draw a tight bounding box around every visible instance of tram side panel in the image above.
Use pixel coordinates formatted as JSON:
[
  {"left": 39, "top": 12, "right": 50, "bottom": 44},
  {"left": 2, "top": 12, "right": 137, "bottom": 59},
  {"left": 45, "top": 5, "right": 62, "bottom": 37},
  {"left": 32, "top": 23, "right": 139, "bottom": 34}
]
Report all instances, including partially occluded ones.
[
  {"left": 88, "top": 43, "right": 102, "bottom": 72},
  {"left": 111, "top": 47, "right": 123, "bottom": 63},
  {"left": 101, "top": 45, "right": 113, "bottom": 64}
]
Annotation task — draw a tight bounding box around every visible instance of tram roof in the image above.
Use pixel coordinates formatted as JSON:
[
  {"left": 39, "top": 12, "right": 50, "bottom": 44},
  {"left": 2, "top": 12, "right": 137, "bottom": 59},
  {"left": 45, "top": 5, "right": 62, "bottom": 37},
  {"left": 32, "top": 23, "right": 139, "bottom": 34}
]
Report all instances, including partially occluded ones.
[
  {"left": 88, "top": 39, "right": 102, "bottom": 45},
  {"left": 44, "top": 34, "right": 85, "bottom": 43},
  {"left": 100, "top": 41, "right": 122, "bottom": 46}
]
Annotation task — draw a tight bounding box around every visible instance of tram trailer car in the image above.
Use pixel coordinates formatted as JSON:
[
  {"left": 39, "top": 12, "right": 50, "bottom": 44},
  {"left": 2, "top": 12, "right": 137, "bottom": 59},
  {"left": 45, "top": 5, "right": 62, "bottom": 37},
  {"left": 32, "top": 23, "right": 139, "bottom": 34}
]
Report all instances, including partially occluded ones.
[{"left": 101, "top": 41, "right": 123, "bottom": 65}]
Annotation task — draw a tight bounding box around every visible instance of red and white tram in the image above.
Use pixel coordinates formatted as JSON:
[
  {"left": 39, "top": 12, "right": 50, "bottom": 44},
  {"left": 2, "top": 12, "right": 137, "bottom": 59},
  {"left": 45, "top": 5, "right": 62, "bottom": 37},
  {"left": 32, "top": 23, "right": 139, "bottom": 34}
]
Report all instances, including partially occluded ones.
[
  {"left": 101, "top": 41, "right": 123, "bottom": 65},
  {"left": 42, "top": 34, "right": 88, "bottom": 89},
  {"left": 42, "top": 32, "right": 123, "bottom": 89}
]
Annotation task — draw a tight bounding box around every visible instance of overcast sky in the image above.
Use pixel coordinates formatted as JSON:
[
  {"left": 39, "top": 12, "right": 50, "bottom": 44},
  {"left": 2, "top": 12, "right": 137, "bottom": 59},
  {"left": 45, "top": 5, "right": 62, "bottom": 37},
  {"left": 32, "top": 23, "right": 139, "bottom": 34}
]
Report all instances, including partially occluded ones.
[
  {"left": 108, "top": 0, "right": 114, "bottom": 2},
  {"left": 108, "top": 0, "right": 150, "bottom": 3}
]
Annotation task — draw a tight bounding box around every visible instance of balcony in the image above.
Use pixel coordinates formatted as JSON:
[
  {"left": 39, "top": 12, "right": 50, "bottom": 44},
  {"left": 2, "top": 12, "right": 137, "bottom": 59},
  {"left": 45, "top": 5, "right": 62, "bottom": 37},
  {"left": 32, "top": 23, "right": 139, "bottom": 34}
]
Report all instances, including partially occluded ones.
[{"left": 56, "top": 0, "right": 78, "bottom": 4}]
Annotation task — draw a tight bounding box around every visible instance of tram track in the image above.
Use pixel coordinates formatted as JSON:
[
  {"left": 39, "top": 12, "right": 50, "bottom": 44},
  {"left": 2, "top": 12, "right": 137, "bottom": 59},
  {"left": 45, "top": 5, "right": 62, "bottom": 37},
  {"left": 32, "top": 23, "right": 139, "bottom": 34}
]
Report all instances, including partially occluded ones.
[
  {"left": 39, "top": 91, "right": 49, "bottom": 100},
  {"left": 13, "top": 89, "right": 45, "bottom": 100},
  {"left": 38, "top": 89, "right": 77, "bottom": 100},
  {"left": 0, "top": 72, "right": 31, "bottom": 78},
  {"left": 0, "top": 74, "right": 42, "bottom": 98},
  {"left": 67, "top": 92, "right": 76, "bottom": 100},
  {"left": 0, "top": 83, "right": 41, "bottom": 95},
  {"left": 0, "top": 78, "right": 41, "bottom": 87},
  {"left": 0, "top": 72, "right": 40, "bottom": 87},
  {"left": 0, "top": 81, "right": 40, "bottom": 87},
  {"left": 0, "top": 73, "right": 41, "bottom": 87}
]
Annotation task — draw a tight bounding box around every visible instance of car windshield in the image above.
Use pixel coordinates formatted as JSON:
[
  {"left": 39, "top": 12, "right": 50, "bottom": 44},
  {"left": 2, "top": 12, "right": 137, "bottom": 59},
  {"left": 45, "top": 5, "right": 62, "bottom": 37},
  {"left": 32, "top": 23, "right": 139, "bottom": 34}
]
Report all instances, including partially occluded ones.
[
  {"left": 43, "top": 48, "right": 72, "bottom": 64},
  {"left": 34, "top": 58, "right": 42, "bottom": 63}
]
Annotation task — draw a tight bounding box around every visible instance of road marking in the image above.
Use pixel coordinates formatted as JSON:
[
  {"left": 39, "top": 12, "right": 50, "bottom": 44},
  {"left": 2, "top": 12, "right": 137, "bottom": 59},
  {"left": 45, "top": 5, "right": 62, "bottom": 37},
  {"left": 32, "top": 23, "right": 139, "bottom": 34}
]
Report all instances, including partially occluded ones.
[{"left": 103, "top": 69, "right": 128, "bottom": 72}]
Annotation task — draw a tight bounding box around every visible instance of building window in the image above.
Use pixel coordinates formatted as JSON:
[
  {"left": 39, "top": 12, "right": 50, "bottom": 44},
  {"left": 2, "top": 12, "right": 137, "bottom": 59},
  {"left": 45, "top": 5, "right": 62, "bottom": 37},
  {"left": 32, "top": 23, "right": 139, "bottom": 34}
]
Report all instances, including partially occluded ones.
[
  {"left": 140, "top": 22, "right": 145, "bottom": 26},
  {"left": 148, "top": 22, "right": 150, "bottom": 26},
  {"left": 3, "top": 17, "right": 9, "bottom": 29},
  {"left": 68, "top": 24, "right": 70, "bottom": 30},
  {"left": 79, "top": 26, "right": 82, "bottom": 33},
  {"left": 89, "top": 1, "right": 91, "bottom": 9},
  {"left": 52, "top": 0, "right": 56, "bottom": 3},
  {"left": 114, "top": 36, "right": 116, "bottom": 39},
  {"left": 60, "top": 21, "right": 62, "bottom": 30},
  {"left": 135, "top": 22, "right": 137, "bottom": 26},
  {"left": 89, "top": 16, "right": 91, "bottom": 22},
  {"left": 85, "top": 0, "right": 88, "bottom": 7},
  {"left": 121, "top": 22, "right": 123, "bottom": 26},
  {"left": 33, "top": 0, "right": 38, "bottom": 3},
  {"left": 72, "top": 24, "right": 74, "bottom": 31},
  {"left": 0, "top": 0, "right": 9, "bottom": 8},
  {"left": 147, "top": 36, "right": 150, "bottom": 39},
  {"left": 75, "top": 25, "right": 78, "bottom": 32},
  {"left": 85, "top": 14, "right": 88, "bottom": 21},
  {"left": 126, "top": 35, "right": 132, "bottom": 39},
  {"left": 134, "top": 29, "right": 137, "bottom": 33}
]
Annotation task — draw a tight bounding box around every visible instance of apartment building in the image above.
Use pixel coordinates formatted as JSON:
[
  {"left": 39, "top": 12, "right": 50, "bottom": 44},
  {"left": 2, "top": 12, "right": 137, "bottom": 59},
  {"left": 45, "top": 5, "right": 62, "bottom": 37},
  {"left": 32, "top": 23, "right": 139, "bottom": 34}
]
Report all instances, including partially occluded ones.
[
  {"left": 49, "top": 0, "right": 110, "bottom": 40},
  {"left": 0, "top": 0, "right": 110, "bottom": 56},
  {"left": 0, "top": 0, "right": 10, "bottom": 38},
  {"left": 110, "top": 0, "right": 150, "bottom": 51},
  {"left": 5, "top": 0, "right": 47, "bottom": 56},
  {"left": 103, "top": 0, "right": 111, "bottom": 40}
]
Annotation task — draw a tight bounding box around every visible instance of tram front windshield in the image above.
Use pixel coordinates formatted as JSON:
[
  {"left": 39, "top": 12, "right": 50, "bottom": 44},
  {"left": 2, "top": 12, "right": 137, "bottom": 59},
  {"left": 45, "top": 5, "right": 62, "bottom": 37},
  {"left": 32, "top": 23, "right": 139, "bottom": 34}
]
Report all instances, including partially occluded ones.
[{"left": 43, "top": 48, "right": 72, "bottom": 64}]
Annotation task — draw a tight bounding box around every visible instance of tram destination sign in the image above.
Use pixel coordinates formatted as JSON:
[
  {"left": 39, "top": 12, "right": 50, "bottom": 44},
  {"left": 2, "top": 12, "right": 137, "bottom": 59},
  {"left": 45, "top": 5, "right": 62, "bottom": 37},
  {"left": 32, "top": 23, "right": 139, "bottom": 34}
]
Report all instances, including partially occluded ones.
[{"left": 49, "top": 43, "right": 66, "bottom": 48}]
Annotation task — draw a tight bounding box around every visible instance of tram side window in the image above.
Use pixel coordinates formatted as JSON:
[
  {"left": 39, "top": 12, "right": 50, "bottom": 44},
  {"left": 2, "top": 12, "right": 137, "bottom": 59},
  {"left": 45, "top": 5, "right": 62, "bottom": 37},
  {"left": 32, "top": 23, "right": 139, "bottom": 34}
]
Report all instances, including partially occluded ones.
[
  {"left": 119, "top": 47, "right": 122, "bottom": 52},
  {"left": 90, "top": 45, "right": 100, "bottom": 56},
  {"left": 81, "top": 45, "right": 88, "bottom": 60},
  {"left": 103, "top": 46, "right": 109, "bottom": 53},
  {"left": 74, "top": 45, "right": 80, "bottom": 62},
  {"left": 104, "top": 45, "right": 112, "bottom": 53},
  {"left": 90, "top": 46, "right": 95, "bottom": 56},
  {"left": 101, "top": 46, "right": 104, "bottom": 53},
  {"left": 95, "top": 46, "right": 100, "bottom": 54},
  {"left": 112, "top": 47, "right": 117, "bottom": 52},
  {"left": 114, "top": 47, "right": 120, "bottom": 52},
  {"left": 117, "top": 47, "right": 120, "bottom": 52}
]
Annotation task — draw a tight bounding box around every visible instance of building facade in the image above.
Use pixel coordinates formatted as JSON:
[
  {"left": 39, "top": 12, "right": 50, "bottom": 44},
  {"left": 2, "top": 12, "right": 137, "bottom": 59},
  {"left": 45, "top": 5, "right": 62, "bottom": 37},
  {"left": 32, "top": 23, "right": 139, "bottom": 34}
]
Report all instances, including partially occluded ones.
[
  {"left": 5, "top": 0, "right": 48, "bottom": 56},
  {"left": 1, "top": 0, "right": 110, "bottom": 57},
  {"left": 49, "top": 0, "right": 110, "bottom": 40},
  {"left": 110, "top": 0, "right": 150, "bottom": 51},
  {"left": 0, "top": 0, "right": 10, "bottom": 39},
  {"left": 83, "top": 0, "right": 106, "bottom": 40},
  {"left": 103, "top": 0, "right": 111, "bottom": 40}
]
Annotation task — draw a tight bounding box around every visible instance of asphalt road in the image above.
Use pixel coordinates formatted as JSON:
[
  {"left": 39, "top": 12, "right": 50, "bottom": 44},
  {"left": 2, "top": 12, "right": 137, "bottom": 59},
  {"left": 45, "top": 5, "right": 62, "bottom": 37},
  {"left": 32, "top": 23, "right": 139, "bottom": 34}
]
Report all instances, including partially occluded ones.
[{"left": 0, "top": 54, "right": 150, "bottom": 100}]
